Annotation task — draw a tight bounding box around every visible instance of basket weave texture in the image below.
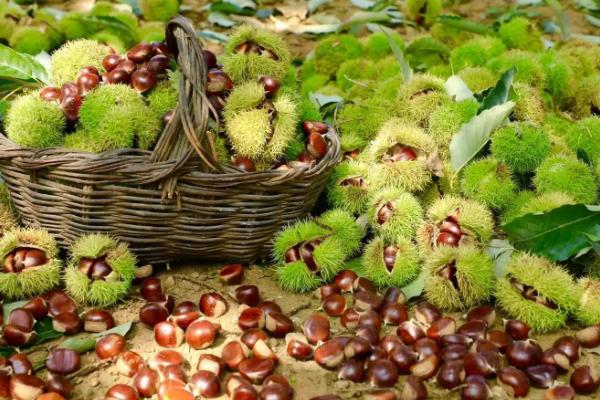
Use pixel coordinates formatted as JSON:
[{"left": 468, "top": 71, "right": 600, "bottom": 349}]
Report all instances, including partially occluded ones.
[{"left": 0, "top": 17, "right": 340, "bottom": 264}]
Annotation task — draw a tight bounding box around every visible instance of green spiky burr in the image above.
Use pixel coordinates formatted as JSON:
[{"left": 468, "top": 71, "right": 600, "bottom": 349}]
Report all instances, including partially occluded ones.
[
  {"left": 147, "top": 80, "right": 179, "bottom": 120},
  {"left": 491, "top": 123, "right": 551, "bottom": 174},
  {"left": 363, "top": 31, "right": 405, "bottom": 60},
  {"left": 428, "top": 100, "right": 479, "bottom": 157},
  {"left": 273, "top": 213, "right": 360, "bottom": 292},
  {"left": 0, "top": 228, "right": 61, "bottom": 299},
  {"left": 511, "top": 83, "right": 545, "bottom": 124},
  {"left": 224, "top": 81, "right": 299, "bottom": 162},
  {"left": 405, "top": 0, "right": 441, "bottom": 26},
  {"left": 562, "top": 117, "right": 600, "bottom": 166},
  {"left": 365, "top": 118, "right": 438, "bottom": 193},
  {"left": 316, "top": 209, "right": 364, "bottom": 255},
  {"left": 326, "top": 160, "right": 371, "bottom": 216},
  {"left": 416, "top": 196, "right": 494, "bottom": 254},
  {"left": 534, "top": 154, "right": 597, "bottom": 204},
  {"left": 50, "top": 39, "right": 110, "bottom": 86},
  {"left": 558, "top": 40, "right": 600, "bottom": 78},
  {"left": 457, "top": 67, "right": 497, "bottom": 94},
  {"left": 461, "top": 157, "right": 516, "bottom": 211},
  {"left": 570, "top": 74, "right": 600, "bottom": 119},
  {"left": 495, "top": 252, "right": 578, "bottom": 333},
  {"left": 430, "top": 22, "right": 475, "bottom": 48},
  {"left": 139, "top": 0, "right": 179, "bottom": 22},
  {"left": 5, "top": 93, "right": 66, "bottom": 149},
  {"left": 222, "top": 25, "right": 291, "bottom": 84},
  {"left": 64, "top": 234, "right": 137, "bottom": 306},
  {"left": 450, "top": 37, "right": 506, "bottom": 71},
  {"left": 361, "top": 235, "right": 421, "bottom": 288},
  {"left": 498, "top": 16, "right": 544, "bottom": 52},
  {"left": 313, "top": 34, "right": 363, "bottom": 77},
  {"left": 575, "top": 278, "right": 600, "bottom": 326},
  {"left": 367, "top": 187, "right": 423, "bottom": 242},
  {"left": 538, "top": 50, "right": 575, "bottom": 105},
  {"left": 338, "top": 97, "right": 390, "bottom": 143},
  {"left": 487, "top": 50, "right": 546, "bottom": 88},
  {"left": 423, "top": 245, "right": 494, "bottom": 311},
  {"left": 394, "top": 74, "right": 449, "bottom": 128}
]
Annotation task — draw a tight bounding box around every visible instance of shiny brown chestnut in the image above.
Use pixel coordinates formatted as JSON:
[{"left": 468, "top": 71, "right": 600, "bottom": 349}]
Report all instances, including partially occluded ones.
[
  {"left": 46, "top": 349, "right": 80, "bottom": 375},
  {"left": 437, "top": 360, "right": 466, "bottom": 389},
  {"left": 505, "top": 320, "right": 531, "bottom": 340},
  {"left": 286, "top": 333, "right": 314, "bottom": 360},
  {"left": 186, "top": 320, "right": 218, "bottom": 349},
  {"left": 40, "top": 87, "right": 62, "bottom": 103},
  {"left": 314, "top": 340, "right": 345, "bottom": 369},
  {"left": 127, "top": 43, "right": 154, "bottom": 63},
  {"left": 264, "top": 311, "right": 294, "bottom": 338},
  {"left": 235, "top": 285, "right": 260, "bottom": 306},
  {"left": 427, "top": 316, "right": 456, "bottom": 340},
  {"left": 498, "top": 367, "right": 530, "bottom": 398},
  {"left": 199, "top": 292, "right": 228, "bottom": 318},
  {"left": 341, "top": 308, "right": 360, "bottom": 329},
  {"left": 540, "top": 348, "right": 571, "bottom": 374},
  {"left": 544, "top": 385, "right": 575, "bottom": 400},
  {"left": 8, "top": 309, "right": 34, "bottom": 332},
  {"left": 103, "top": 54, "right": 122, "bottom": 71},
  {"left": 570, "top": 365, "right": 599, "bottom": 395},
  {"left": 237, "top": 358, "right": 275, "bottom": 384},
  {"left": 440, "top": 344, "right": 469, "bottom": 363},
  {"left": 8, "top": 354, "right": 33, "bottom": 375},
  {"left": 22, "top": 297, "right": 48, "bottom": 320},
  {"left": 131, "top": 70, "right": 157, "bottom": 93},
  {"left": 552, "top": 336, "right": 580, "bottom": 364},
  {"left": 315, "top": 284, "right": 341, "bottom": 300},
  {"left": 105, "top": 383, "right": 139, "bottom": 400},
  {"left": 196, "top": 354, "right": 226, "bottom": 377},
  {"left": 303, "top": 313, "right": 330, "bottom": 344},
  {"left": 9, "top": 374, "right": 45, "bottom": 400},
  {"left": 366, "top": 359, "right": 399, "bottom": 388},
  {"left": 238, "top": 307, "right": 266, "bottom": 331},
  {"left": 96, "top": 333, "right": 126, "bottom": 360},
  {"left": 322, "top": 294, "right": 345, "bottom": 317},
  {"left": 219, "top": 264, "right": 244, "bottom": 285},
  {"left": 133, "top": 367, "right": 159, "bottom": 398},
  {"left": 334, "top": 270, "right": 357, "bottom": 293},
  {"left": 458, "top": 320, "right": 487, "bottom": 341},
  {"left": 382, "top": 286, "right": 407, "bottom": 305},
  {"left": 116, "top": 351, "right": 144, "bottom": 377},
  {"left": 46, "top": 374, "right": 73, "bottom": 398},
  {"left": 414, "top": 337, "right": 440, "bottom": 359},
  {"left": 506, "top": 340, "right": 541, "bottom": 369},
  {"left": 380, "top": 303, "right": 408, "bottom": 326},
  {"left": 525, "top": 364, "right": 557, "bottom": 389},
  {"left": 466, "top": 305, "right": 497, "bottom": 327},
  {"left": 575, "top": 325, "right": 600, "bottom": 348},
  {"left": 410, "top": 354, "right": 440, "bottom": 380},
  {"left": 344, "top": 336, "right": 372, "bottom": 360},
  {"left": 396, "top": 320, "right": 425, "bottom": 345},
  {"left": 400, "top": 376, "right": 427, "bottom": 400},
  {"left": 463, "top": 351, "right": 499, "bottom": 378},
  {"left": 84, "top": 309, "right": 115, "bottom": 333},
  {"left": 154, "top": 321, "right": 184, "bottom": 348},
  {"left": 139, "top": 302, "right": 169, "bottom": 328},
  {"left": 461, "top": 375, "right": 490, "bottom": 400},
  {"left": 337, "top": 359, "right": 365, "bottom": 383},
  {"left": 241, "top": 329, "right": 269, "bottom": 349},
  {"left": 221, "top": 340, "right": 250, "bottom": 370},
  {"left": 189, "top": 371, "right": 221, "bottom": 398},
  {"left": 486, "top": 329, "right": 513, "bottom": 353},
  {"left": 415, "top": 302, "right": 441, "bottom": 325},
  {"left": 140, "top": 277, "right": 163, "bottom": 301},
  {"left": 52, "top": 312, "right": 82, "bottom": 335},
  {"left": 388, "top": 344, "right": 418, "bottom": 375}
]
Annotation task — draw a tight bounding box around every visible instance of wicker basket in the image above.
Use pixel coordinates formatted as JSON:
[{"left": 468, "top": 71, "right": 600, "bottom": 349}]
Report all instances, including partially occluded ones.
[{"left": 0, "top": 17, "right": 340, "bottom": 264}]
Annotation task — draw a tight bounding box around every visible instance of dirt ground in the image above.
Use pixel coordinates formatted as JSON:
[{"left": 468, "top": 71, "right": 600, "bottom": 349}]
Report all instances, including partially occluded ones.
[{"left": 27, "top": 263, "right": 594, "bottom": 400}]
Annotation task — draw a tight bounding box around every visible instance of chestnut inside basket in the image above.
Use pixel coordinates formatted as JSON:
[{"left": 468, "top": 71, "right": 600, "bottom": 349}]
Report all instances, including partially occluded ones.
[{"left": 0, "top": 17, "right": 340, "bottom": 264}]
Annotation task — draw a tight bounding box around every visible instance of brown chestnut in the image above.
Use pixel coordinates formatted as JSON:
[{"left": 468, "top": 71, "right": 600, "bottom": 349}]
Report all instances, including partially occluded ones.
[
  {"left": 498, "top": 367, "right": 530, "bottom": 398},
  {"left": 380, "top": 303, "right": 408, "bottom": 325},
  {"left": 139, "top": 302, "right": 169, "bottom": 328},
  {"left": 22, "top": 297, "right": 48, "bottom": 320},
  {"left": 199, "top": 292, "right": 228, "bottom": 318},
  {"left": 570, "top": 365, "right": 599, "bottom": 395},
  {"left": 303, "top": 313, "right": 330, "bottom": 344},
  {"left": 427, "top": 316, "right": 456, "bottom": 340},
  {"left": 96, "top": 333, "right": 126, "bottom": 360},
  {"left": 341, "top": 308, "right": 360, "bottom": 329},
  {"left": 314, "top": 340, "right": 345, "bottom": 369},
  {"left": 322, "top": 294, "right": 345, "bottom": 317},
  {"left": 396, "top": 320, "right": 425, "bottom": 345},
  {"left": 84, "top": 309, "right": 115, "bottom": 333},
  {"left": 366, "top": 359, "right": 399, "bottom": 387},
  {"left": 436, "top": 360, "right": 466, "bottom": 389},
  {"left": 575, "top": 325, "right": 600, "bottom": 348},
  {"left": 544, "top": 385, "right": 575, "bottom": 400},
  {"left": 505, "top": 319, "right": 531, "bottom": 340},
  {"left": 46, "top": 349, "right": 80, "bottom": 375},
  {"left": 264, "top": 311, "right": 294, "bottom": 338},
  {"left": 410, "top": 354, "right": 440, "bottom": 380},
  {"left": 238, "top": 358, "right": 275, "bottom": 384},
  {"left": 189, "top": 371, "right": 220, "bottom": 398},
  {"left": 140, "top": 277, "right": 163, "bottom": 301},
  {"left": 9, "top": 374, "right": 45, "bottom": 400},
  {"left": 415, "top": 302, "right": 442, "bottom": 325},
  {"left": 400, "top": 375, "right": 427, "bottom": 400},
  {"left": 221, "top": 340, "right": 250, "bottom": 370},
  {"left": 219, "top": 264, "right": 244, "bottom": 285},
  {"left": 525, "top": 364, "right": 557, "bottom": 388},
  {"left": 133, "top": 367, "right": 159, "bottom": 398},
  {"left": 8, "top": 354, "right": 32, "bottom": 375},
  {"left": 235, "top": 285, "right": 260, "bottom": 306},
  {"left": 52, "top": 312, "right": 82, "bottom": 335},
  {"left": 552, "top": 336, "right": 580, "bottom": 364},
  {"left": 127, "top": 43, "right": 154, "bottom": 63},
  {"left": 116, "top": 351, "right": 144, "bottom": 377},
  {"left": 338, "top": 359, "right": 365, "bottom": 383},
  {"left": 154, "top": 321, "right": 184, "bottom": 348},
  {"left": 286, "top": 333, "right": 314, "bottom": 360},
  {"left": 238, "top": 307, "right": 266, "bottom": 331},
  {"left": 334, "top": 270, "right": 357, "bottom": 293},
  {"left": 131, "top": 70, "right": 157, "bottom": 93}
]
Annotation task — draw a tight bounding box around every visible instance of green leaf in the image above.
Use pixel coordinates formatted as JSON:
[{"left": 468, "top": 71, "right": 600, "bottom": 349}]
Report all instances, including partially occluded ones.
[
  {"left": 338, "top": 10, "right": 391, "bottom": 31},
  {"left": 0, "top": 347, "right": 15, "bottom": 357},
  {"left": 309, "top": 92, "right": 343, "bottom": 108},
  {"left": 405, "top": 37, "right": 451, "bottom": 56},
  {"left": 79, "top": 15, "right": 136, "bottom": 44},
  {"left": 478, "top": 67, "right": 515, "bottom": 113},
  {"left": 351, "top": 0, "right": 376, "bottom": 9},
  {"left": 502, "top": 204, "right": 600, "bottom": 262},
  {"left": 401, "top": 270, "right": 426, "bottom": 299},
  {"left": 0, "top": 99, "right": 8, "bottom": 123},
  {"left": 119, "top": 0, "right": 142, "bottom": 15},
  {"left": 94, "top": 321, "right": 133, "bottom": 339},
  {"left": 197, "top": 30, "right": 229, "bottom": 43},
  {"left": 436, "top": 15, "right": 495, "bottom": 35},
  {"left": 575, "top": 0, "right": 600, "bottom": 11},
  {"left": 3, "top": 300, "right": 27, "bottom": 325},
  {"left": 383, "top": 28, "right": 412, "bottom": 82},
  {"left": 0, "top": 44, "right": 48, "bottom": 84},
  {"left": 308, "top": 0, "right": 329, "bottom": 14},
  {"left": 209, "top": 0, "right": 256, "bottom": 15},
  {"left": 32, "top": 317, "right": 63, "bottom": 345},
  {"left": 445, "top": 75, "right": 476, "bottom": 102},
  {"left": 586, "top": 14, "right": 600, "bottom": 27},
  {"left": 449, "top": 101, "right": 515, "bottom": 172},
  {"left": 571, "top": 33, "right": 600, "bottom": 44},
  {"left": 59, "top": 321, "right": 133, "bottom": 354},
  {"left": 208, "top": 11, "right": 237, "bottom": 27},
  {"left": 546, "top": 0, "right": 571, "bottom": 40},
  {"left": 488, "top": 239, "right": 515, "bottom": 278}
]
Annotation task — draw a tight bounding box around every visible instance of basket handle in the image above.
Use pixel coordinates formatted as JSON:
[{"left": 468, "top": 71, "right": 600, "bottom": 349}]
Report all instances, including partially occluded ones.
[{"left": 149, "top": 16, "right": 222, "bottom": 198}]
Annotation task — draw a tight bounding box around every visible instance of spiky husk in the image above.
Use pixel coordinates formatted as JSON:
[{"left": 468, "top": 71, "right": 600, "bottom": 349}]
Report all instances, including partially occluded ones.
[
  {"left": 491, "top": 123, "right": 551, "bottom": 174},
  {"left": 367, "top": 188, "right": 423, "bottom": 242},
  {"left": 502, "top": 191, "right": 574, "bottom": 224},
  {"left": 301, "top": 74, "right": 330, "bottom": 98},
  {"left": 501, "top": 190, "right": 536, "bottom": 225},
  {"left": 313, "top": 34, "right": 362, "bottom": 77},
  {"left": 147, "top": 80, "right": 179, "bottom": 120},
  {"left": 430, "top": 22, "right": 475, "bottom": 48},
  {"left": 223, "top": 25, "right": 290, "bottom": 83},
  {"left": 569, "top": 74, "right": 600, "bottom": 119},
  {"left": 362, "top": 236, "right": 421, "bottom": 288},
  {"left": 511, "top": 83, "right": 545, "bottom": 124},
  {"left": 65, "top": 233, "right": 136, "bottom": 306},
  {"left": 487, "top": 50, "right": 546, "bottom": 88},
  {"left": 495, "top": 252, "right": 578, "bottom": 333},
  {"left": 428, "top": 64, "right": 452, "bottom": 80},
  {"left": 139, "top": 0, "right": 179, "bottom": 22},
  {"left": 363, "top": 31, "right": 405, "bottom": 60},
  {"left": 365, "top": 118, "right": 437, "bottom": 192},
  {"left": 0, "top": 228, "right": 61, "bottom": 298},
  {"left": 338, "top": 98, "right": 391, "bottom": 143},
  {"left": 461, "top": 157, "right": 516, "bottom": 211},
  {"left": 50, "top": 39, "right": 110, "bottom": 85},
  {"left": 563, "top": 117, "right": 600, "bottom": 166},
  {"left": 395, "top": 74, "right": 449, "bottom": 127},
  {"left": 326, "top": 160, "right": 371, "bottom": 215},
  {"left": 450, "top": 37, "right": 506, "bottom": 71},
  {"left": 428, "top": 100, "right": 479, "bottom": 157},
  {"left": 558, "top": 40, "right": 600, "bottom": 78},
  {"left": 137, "top": 21, "right": 166, "bottom": 43},
  {"left": 538, "top": 50, "right": 575, "bottom": 105},
  {"left": 336, "top": 56, "right": 400, "bottom": 95},
  {"left": 90, "top": 29, "right": 128, "bottom": 53},
  {"left": 9, "top": 26, "right": 51, "bottom": 55},
  {"left": 316, "top": 209, "right": 364, "bottom": 255},
  {"left": 298, "top": 97, "right": 321, "bottom": 123},
  {"left": 417, "top": 196, "right": 494, "bottom": 254},
  {"left": 57, "top": 12, "right": 90, "bottom": 41},
  {"left": 498, "top": 16, "right": 544, "bottom": 52},
  {"left": 277, "top": 261, "right": 322, "bottom": 293},
  {"left": 534, "top": 154, "right": 597, "bottom": 204},
  {"left": 575, "top": 278, "right": 600, "bottom": 326},
  {"left": 339, "top": 133, "right": 368, "bottom": 155},
  {"left": 424, "top": 245, "right": 495, "bottom": 310},
  {"left": 77, "top": 84, "right": 161, "bottom": 152},
  {"left": 225, "top": 86, "right": 298, "bottom": 162},
  {"left": 6, "top": 93, "right": 66, "bottom": 149},
  {"left": 457, "top": 67, "right": 497, "bottom": 94}
]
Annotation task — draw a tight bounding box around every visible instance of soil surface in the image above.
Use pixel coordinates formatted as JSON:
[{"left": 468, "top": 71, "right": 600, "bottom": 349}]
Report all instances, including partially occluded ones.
[{"left": 25, "top": 263, "right": 597, "bottom": 400}]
